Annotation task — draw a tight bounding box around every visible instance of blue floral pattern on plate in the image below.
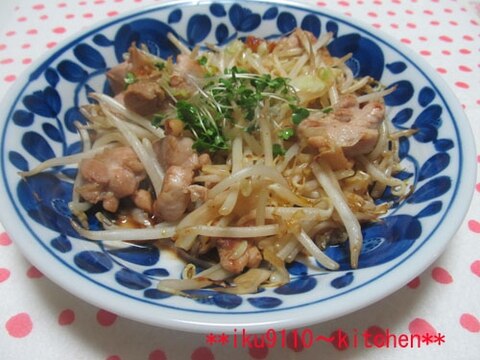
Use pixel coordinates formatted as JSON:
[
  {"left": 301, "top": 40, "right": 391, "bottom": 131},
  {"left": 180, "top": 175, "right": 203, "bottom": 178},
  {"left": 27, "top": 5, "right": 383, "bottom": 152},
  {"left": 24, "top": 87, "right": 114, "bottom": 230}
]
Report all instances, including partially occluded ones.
[{"left": 0, "top": 1, "right": 473, "bottom": 331}]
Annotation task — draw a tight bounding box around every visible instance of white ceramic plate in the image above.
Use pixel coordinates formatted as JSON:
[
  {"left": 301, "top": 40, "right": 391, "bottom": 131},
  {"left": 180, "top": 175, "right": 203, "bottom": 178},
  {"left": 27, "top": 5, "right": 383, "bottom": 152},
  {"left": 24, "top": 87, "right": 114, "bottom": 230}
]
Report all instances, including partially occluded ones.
[{"left": 0, "top": 0, "right": 476, "bottom": 333}]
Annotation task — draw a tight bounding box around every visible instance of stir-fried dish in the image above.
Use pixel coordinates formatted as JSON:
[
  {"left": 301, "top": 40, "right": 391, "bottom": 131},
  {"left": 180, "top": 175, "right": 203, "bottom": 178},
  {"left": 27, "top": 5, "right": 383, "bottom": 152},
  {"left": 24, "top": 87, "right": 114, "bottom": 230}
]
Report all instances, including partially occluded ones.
[{"left": 21, "top": 29, "right": 413, "bottom": 295}]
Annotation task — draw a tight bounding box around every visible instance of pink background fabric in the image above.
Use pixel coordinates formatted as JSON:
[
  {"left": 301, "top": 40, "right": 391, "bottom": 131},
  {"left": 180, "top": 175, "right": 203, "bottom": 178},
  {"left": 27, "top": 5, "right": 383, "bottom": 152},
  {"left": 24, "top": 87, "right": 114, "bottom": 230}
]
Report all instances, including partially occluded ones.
[{"left": 0, "top": 0, "right": 479, "bottom": 359}]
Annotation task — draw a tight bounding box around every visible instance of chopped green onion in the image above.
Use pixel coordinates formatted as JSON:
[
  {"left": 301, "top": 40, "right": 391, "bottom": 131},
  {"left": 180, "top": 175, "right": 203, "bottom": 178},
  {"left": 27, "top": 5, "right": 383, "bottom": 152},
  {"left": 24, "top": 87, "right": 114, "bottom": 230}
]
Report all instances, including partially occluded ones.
[
  {"left": 272, "top": 144, "right": 286, "bottom": 157},
  {"left": 291, "top": 105, "right": 309, "bottom": 125},
  {"left": 197, "top": 56, "right": 208, "bottom": 65},
  {"left": 278, "top": 128, "right": 295, "bottom": 140},
  {"left": 124, "top": 72, "right": 137, "bottom": 86}
]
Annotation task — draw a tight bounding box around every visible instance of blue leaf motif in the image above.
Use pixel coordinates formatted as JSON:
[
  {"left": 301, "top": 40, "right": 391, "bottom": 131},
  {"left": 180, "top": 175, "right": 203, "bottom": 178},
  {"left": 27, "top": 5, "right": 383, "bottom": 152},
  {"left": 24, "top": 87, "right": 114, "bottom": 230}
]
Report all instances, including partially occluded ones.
[
  {"left": 210, "top": 3, "right": 227, "bottom": 17},
  {"left": 22, "top": 132, "right": 55, "bottom": 162},
  {"left": 74, "top": 43, "right": 106, "bottom": 69},
  {"left": 384, "top": 80, "right": 414, "bottom": 106},
  {"left": 93, "top": 34, "right": 113, "bottom": 47},
  {"left": 144, "top": 288, "right": 171, "bottom": 299},
  {"left": 108, "top": 245, "right": 159, "bottom": 266},
  {"left": 391, "top": 108, "right": 413, "bottom": 126},
  {"left": 8, "top": 151, "right": 29, "bottom": 171},
  {"left": 326, "top": 21, "right": 339, "bottom": 37},
  {"left": 434, "top": 139, "right": 454, "bottom": 152},
  {"left": 12, "top": 110, "right": 34, "bottom": 127},
  {"left": 248, "top": 297, "right": 282, "bottom": 309},
  {"left": 215, "top": 24, "right": 229, "bottom": 45},
  {"left": 64, "top": 107, "right": 87, "bottom": 133},
  {"left": 330, "top": 272, "right": 354, "bottom": 289},
  {"left": 407, "top": 176, "right": 451, "bottom": 203},
  {"left": 277, "top": 12, "right": 297, "bottom": 34},
  {"left": 414, "top": 104, "right": 442, "bottom": 129},
  {"left": 45, "top": 68, "right": 59, "bottom": 87},
  {"left": 328, "top": 34, "right": 384, "bottom": 79},
  {"left": 386, "top": 61, "right": 407, "bottom": 74},
  {"left": 57, "top": 60, "right": 88, "bottom": 82},
  {"left": 115, "top": 268, "right": 151, "bottom": 290},
  {"left": 263, "top": 7, "right": 278, "bottom": 20},
  {"left": 274, "top": 276, "right": 317, "bottom": 295},
  {"left": 418, "top": 153, "right": 450, "bottom": 181},
  {"left": 413, "top": 125, "right": 437, "bottom": 143},
  {"left": 398, "top": 137, "right": 410, "bottom": 159},
  {"left": 74, "top": 250, "right": 113, "bottom": 273},
  {"left": 50, "top": 234, "right": 72, "bottom": 253},
  {"left": 187, "top": 15, "right": 211, "bottom": 46},
  {"left": 42, "top": 123, "right": 63, "bottom": 142},
  {"left": 229, "top": 4, "right": 261, "bottom": 32},
  {"left": 143, "top": 268, "right": 169, "bottom": 277},
  {"left": 301, "top": 15, "right": 321, "bottom": 37},
  {"left": 61, "top": 169, "right": 77, "bottom": 179},
  {"left": 23, "top": 87, "right": 61, "bottom": 118},
  {"left": 168, "top": 9, "right": 182, "bottom": 24},
  {"left": 213, "top": 293, "right": 242, "bottom": 309},
  {"left": 66, "top": 141, "right": 82, "bottom": 156},
  {"left": 416, "top": 201, "right": 442, "bottom": 218},
  {"left": 286, "top": 261, "right": 307, "bottom": 275},
  {"left": 418, "top": 87, "right": 436, "bottom": 107}
]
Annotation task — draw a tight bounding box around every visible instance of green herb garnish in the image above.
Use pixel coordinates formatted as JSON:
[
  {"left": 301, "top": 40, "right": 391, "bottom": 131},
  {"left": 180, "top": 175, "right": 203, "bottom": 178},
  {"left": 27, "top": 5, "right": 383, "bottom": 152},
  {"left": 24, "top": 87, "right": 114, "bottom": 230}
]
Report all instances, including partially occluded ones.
[
  {"left": 124, "top": 72, "right": 137, "bottom": 87},
  {"left": 176, "top": 100, "right": 228, "bottom": 153},
  {"left": 290, "top": 105, "right": 309, "bottom": 124},
  {"left": 197, "top": 56, "right": 208, "bottom": 65},
  {"left": 272, "top": 144, "right": 286, "bottom": 157},
  {"left": 278, "top": 127, "right": 295, "bottom": 140},
  {"left": 151, "top": 113, "right": 164, "bottom": 128},
  {"left": 155, "top": 62, "right": 165, "bottom": 71}
]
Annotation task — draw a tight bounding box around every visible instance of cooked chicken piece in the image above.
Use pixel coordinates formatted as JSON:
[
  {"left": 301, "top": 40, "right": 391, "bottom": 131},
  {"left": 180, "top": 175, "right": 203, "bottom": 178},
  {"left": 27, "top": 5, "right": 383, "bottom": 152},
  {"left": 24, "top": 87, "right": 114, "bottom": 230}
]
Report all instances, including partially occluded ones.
[
  {"left": 76, "top": 146, "right": 146, "bottom": 212},
  {"left": 122, "top": 79, "right": 166, "bottom": 116},
  {"left": 153, "top": 135, "right": 197, "bottom": 169},
  {"left": 216, "top": 239, "right": 262, "bottom": 274},
  {"left": 153, "top": 165, "right": 193, "bottom": 222},
  {"left": 298, "top": 95, "right": 385, "bottom": 170}
]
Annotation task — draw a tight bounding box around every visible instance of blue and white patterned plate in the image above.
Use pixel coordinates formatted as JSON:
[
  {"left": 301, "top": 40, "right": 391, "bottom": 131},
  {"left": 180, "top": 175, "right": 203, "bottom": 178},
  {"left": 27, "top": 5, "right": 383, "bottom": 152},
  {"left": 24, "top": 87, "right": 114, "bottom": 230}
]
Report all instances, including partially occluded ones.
[{"left": 0, "top": 0, "right": 476, "bottom": 333}]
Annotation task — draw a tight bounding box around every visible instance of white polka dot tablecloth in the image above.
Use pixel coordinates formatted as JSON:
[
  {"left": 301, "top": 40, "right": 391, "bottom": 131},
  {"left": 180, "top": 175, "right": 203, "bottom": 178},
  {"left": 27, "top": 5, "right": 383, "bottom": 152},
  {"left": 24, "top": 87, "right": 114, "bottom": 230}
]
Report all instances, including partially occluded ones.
[{"left": 0, "top": 0, "right": 479, "bottom": 359}]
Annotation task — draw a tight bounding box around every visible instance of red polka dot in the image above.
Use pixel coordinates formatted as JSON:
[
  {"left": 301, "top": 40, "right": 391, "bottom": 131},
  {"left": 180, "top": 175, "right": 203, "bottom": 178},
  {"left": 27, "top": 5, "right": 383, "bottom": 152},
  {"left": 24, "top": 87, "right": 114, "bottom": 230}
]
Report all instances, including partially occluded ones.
[
  {"left": 249, "top": 346, "right": 268, "bottom": 359},
  {"left": 107, "top": 11, "right": 119, "bottom": 17},
  {"left": 408, "top": 318, "right": 437, "bottom": 336},
  {"left": 439, "top": 35, "right": 453, "bottom": 42},
  {"left": 463, "top": 35, "right": 474, "bottom": 41},
  {"left": 449, "top": 20, "right": 458, "bottom": 26},
  {"left": 418, "top": 36, "right": 428, "bottom": 41},
  {"left": 0, "top": 232, "right": 12, "bottom": 246},
  {"left": 436, "top": 67, "right": 447, "bottom": 74},
  {"left": 96, "top": 309, "right": 117, "bottom": 326},
  {"left": 0, "top": 44, "right": 6, "bottom": 51},
  {"left": 95, "top": 0, "right": 106, "bottom": 4},
  {"left": 471, "top": 260, "right": 480, "bottom": 277},
  {"left": 33, "top": 4, "right": 45, "bottom": 10},
  {"left": 53, "top": 27, "right": 66, "bottom": 34},
  {"left": 459, "top": 49, "right": 471, "bottom": 55},
  {"left": 1, "top": 58, "right": 14, "bottom": 65},
  {"left": 191, "top": 347, "right": 214, "bottom": 360},
  {"left": 420, "top": 50, "right": 431, "bottom": 56},
  {"left": 4, "top": 74, "right": 16, "bottom": 82},
  {"left": 460, "top": 314, "right": 480, "bottom": 333},
  {"left": 148, "top": 349, "right": 167, "bottom": 360},
  {"left": 330, "top": 329, "right": 349, "bottom": 351},
  {"left": 455, "top": 82, "right": 469, "bottom": 89},
  {"left": 46, "top": 42, "right": 57, "bottom": 49},
  {"left": 424, "top": 9, "right": 433, "bottom": 15},
  {"left": 364, "top": 326, "right": 386, "bottom": 347},
  {"left": 22, "top": 58, "right": 32, "bottom": 65},
  {"left": 17, "top": 17, "right": 27, "bottom": 23},
  {"left": 459, "top": 65, "right": 472, "bottom": 72},
  {"left": 58, "top": 309, "right": 75, "bottom": 326},
  {"left": 406, "top": 22, "right": 416, "bottom": 29},
  {"left": 21, "top": 43, "right": 31, "bottom": 49},
  {"left": 106, "top": 356, "right": 121, "bottom": 360},
  {"left": 407, "top": 276, "right": 420, "bottom": 289},
  {"left": 83, "top": 13, "right": 94, "bottom": 18},
  {"left": 430, "top": 20, "right": 440, "bottom": 26},
  {"left": 57, "top": 2, "right": 67, "bottom": 7},
  {"left": 5, "top": 313, "right": 33, "bottom": 338},
  {"left": 387, "top": 10, "right": 396, "bottom": 16},
  {"left": 368, "top": 12, "right": 378, "bottom": 18},
  {"left": 441, "top": 50, "right": 451, "bottom": 56},
  {"left": 26, "top": 29, "right": 38, "bottom": 35},
  {"left": 40, "top": 15, "right": 48, "bottom": 20},
  {"left": 66, "top": 14, "right": 75, "bottom": 19},
  {"left": 0, "top": 268, "right": 11, "bottom": 283},
  {"left": 27, "top": 266, "right": 43, "bottom": 279},
  {"left": 338, "top": 1, "right": 350, "bottom": 6},
  {"left": 400, "top": 38, "right": 411, "bottom": 44},
  {"left": 431, "top": 266, "right": 453, "bottom": 284},
  {"left": 6, "top": 31, "right": 16, "bottom": 37},
  {"left": 286, "top": 330, "right": 304, "bottom": 352}
]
